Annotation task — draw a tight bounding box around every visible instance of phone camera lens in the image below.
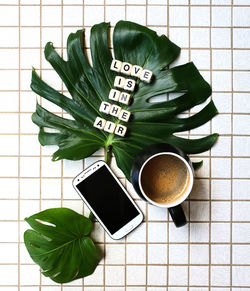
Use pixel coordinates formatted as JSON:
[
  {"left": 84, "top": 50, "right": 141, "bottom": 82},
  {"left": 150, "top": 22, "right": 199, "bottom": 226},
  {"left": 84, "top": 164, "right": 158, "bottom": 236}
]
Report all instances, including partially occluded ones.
[{"left": 77, "top": 179, "right": 79, "bottom": 181}]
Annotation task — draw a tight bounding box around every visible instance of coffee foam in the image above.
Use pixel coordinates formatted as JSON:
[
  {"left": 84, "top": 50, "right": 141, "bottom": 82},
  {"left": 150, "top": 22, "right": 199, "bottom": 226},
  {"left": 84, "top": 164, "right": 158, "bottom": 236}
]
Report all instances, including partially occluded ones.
[{"left": 140, "top": 154, "right": 189, "bottom": 204}]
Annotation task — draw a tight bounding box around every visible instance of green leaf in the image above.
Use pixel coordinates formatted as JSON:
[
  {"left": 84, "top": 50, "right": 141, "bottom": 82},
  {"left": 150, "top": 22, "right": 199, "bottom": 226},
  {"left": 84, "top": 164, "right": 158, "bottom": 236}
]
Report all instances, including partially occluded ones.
[
  {"left": 24, "top": 208, "right": 99, "bottom": 284},
  {"left": 31, "top": 20, "right": 218, "bottom": 180},
  {"left": 192, "top": 160, "right": 203, "bottom": 170}
]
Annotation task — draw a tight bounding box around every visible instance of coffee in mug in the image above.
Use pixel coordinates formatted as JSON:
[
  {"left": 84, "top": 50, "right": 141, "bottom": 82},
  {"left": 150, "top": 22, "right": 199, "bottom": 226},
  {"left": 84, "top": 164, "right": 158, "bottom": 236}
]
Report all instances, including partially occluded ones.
[
  {"left": 140, "top": 153, "right": 190, "bottom": 205},
  {"left": 131, "top": 143, "right": 194, "bottom": 227}
]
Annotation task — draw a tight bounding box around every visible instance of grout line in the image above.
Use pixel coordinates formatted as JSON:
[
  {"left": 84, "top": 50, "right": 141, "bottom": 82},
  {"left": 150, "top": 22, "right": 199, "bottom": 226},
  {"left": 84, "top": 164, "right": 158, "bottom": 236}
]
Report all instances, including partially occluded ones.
[
  {"left": 2, "top": 262, "right": 250, "bottom": 266},
  {"left": 1, "top": 3, "right": 250, "bottom": 6},
  {"left": 39, "top": 1, "right": 43, "bottom": 290},
  {"left": 0, "top": 286, "right": 249, "bottom": 289},
  {"left": 2, "top": 68, "right": 250, "bottom": 72},
  {"left": 166, "top": 2, "right": 170, "bottom": 290},
  {"left": 230, "top": 1, "right": 234, "bottom": 290},
  {"left": 2, "top": 46, "right": 250, "bottom": 50},
  {"left": 3, "top": 198, "right": 250, "bottom": 202},
  {"left": 209, "top": 0, "right": 212, "bottom": 289},
  {"left": 0, "top": 47, "right": 250, "bottom": 51},
  {"left": 2, "top": 175, "right": 250, "bottom": 180},
  {"left": 2, "top": 24, "right": 250, "bottom": 29},
  {"left": 145, "top": 2, "right": 149, "bottom": 290},
  {"left": 17, "top": 0, "right": 21, "bottom": 290},
  {"left": 2, "top": 241, "right": 250, "bottom": 245},
  {"left": 3, "top": 219, "right": 250, "bottom": 223},
  {"left": 1, "top": 133, "right": 250, "bottom": 137},
  {"left": 103, "top": 2, "right": 106, "bottom": 290},
  {"left": 123, "top": 2, "right": 127, "bottom": 290},
  {"left": 82, "top": 1, "right": 85, "bottom": 290},
  {"left": 187, "top": 0, "right": 191, "bottom": 289},
  {"left": 60, "top": 0, "right": 64, "bottom": 290}
]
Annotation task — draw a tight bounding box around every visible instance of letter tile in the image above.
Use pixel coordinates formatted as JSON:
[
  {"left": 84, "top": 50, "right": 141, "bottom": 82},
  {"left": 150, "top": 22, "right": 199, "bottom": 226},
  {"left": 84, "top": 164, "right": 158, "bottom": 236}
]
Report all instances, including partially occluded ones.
[
  {"left": 119, "top": 92, "right": 131, "bottom": 105},
  {"left": 110, "top": 104, "right": 122, "bottom": 118},
  {"left": 119, "top": 109, "right": 131, "bottom": 122},
  {"left": 114, "top": 76, "right": 126, "bottom": 89},
  {"left": 140, "top": 69, "right": 153, "bottom": 83},
  {"left": 104, "top": 121, "right": 116, "bottom": 134},
  {"left": 121, "top": 62, "right": 133, "bottom": 75},
  {"left": 94, "top": 117, "right": 106, "bottom": 130},
  {"left": 108, "top": 89, "right": 121, "bottom": 102},
  {"left": 115, "top": 124, "right": 127, "bottom": 137},
  {"left": 110, "top": 59, "right": 122, "bottom": 72},
  {"left": 124, "top": 79, "right": 136, "bottom": 92},
  {"left": 131, "top": 65, "right": 143, "bottom": 78},
  {"left": 99, "top": 101, "right": 111, "bottom": 114}
]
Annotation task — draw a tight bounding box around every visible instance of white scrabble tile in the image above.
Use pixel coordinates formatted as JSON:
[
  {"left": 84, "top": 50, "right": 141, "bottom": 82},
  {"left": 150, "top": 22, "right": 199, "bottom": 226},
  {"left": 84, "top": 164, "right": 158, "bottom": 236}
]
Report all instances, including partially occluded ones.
[
  {"left": 104, "top": 121, "right": 116, "bottom": 134},
  {"left": 99, "top": 101, "right": 111, "bottom": 114},
  {"left": 121, "top": 62, "right": 133, "bottom": 75},
  {"left": 114, "top": 76, "right": 126, "bottom": 89},
  {"left": 124, "top": 78, "right": 136, "bottom": 91},
  {"left": 140, "top": 69, "right": 153, "bottom": 83},
  {"left": 94, "top": 117, "right": 106, "bottom": 130},
  {"left": 119, "top": 92, "right": 131, "bottom": 105},
  {"left": 114, "top": 124, "right": 127, "bottom": 137},
  {"left": 131, "top": 65, "right": 143, "bottom": 78},
  {"left": 108, "top": 88, "right": 121, "bottom": 102},
  {"left": 110, "top": 104, "right": 122, "bottom": 118},
  {"left": 110, "top": 59, "right": 122, "bottom": 72},
  {"left": 119, "top": 109, "right": 131, "bottom": 122}
]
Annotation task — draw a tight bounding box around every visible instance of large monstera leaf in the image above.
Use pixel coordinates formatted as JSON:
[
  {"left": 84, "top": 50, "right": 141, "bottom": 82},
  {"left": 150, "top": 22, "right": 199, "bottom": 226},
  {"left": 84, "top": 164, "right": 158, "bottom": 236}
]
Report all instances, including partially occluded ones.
[{"left": 31, "top": 21, "right": 218, "bottom": 180}]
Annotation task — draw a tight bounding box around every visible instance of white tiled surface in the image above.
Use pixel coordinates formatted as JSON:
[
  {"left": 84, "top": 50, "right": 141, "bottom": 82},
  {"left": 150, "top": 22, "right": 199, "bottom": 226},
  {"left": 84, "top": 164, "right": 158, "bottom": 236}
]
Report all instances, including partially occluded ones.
[{"left": 0, "top": 1, "right": 250, "bottom": 290}]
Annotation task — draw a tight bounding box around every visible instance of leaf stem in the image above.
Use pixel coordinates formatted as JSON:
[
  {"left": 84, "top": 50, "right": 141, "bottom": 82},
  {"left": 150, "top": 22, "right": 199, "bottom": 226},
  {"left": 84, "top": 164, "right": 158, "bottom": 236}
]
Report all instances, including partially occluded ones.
[{"left": 105, "top": 145, "right": 112, "bottom": 166}]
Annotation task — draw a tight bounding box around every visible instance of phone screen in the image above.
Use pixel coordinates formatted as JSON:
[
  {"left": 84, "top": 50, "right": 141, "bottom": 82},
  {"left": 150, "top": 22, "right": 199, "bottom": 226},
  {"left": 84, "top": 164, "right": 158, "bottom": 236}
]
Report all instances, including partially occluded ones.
[{"left": 76, "top": 165, "right": 140, "bottom": 235}]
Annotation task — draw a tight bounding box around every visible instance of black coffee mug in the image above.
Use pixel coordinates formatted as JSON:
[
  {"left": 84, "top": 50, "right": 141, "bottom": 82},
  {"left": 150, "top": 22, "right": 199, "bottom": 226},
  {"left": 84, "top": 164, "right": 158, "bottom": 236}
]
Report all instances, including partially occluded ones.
[{"left": 130, "top": 143, "right": 194, "bottom": 227}]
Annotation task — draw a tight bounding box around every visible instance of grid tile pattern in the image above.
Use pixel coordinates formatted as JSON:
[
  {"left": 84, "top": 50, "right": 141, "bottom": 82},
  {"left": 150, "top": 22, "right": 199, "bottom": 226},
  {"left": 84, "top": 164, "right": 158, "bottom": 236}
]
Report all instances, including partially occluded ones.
[{"left": 0, "top": 0, "right": 250, "bottom": 289}]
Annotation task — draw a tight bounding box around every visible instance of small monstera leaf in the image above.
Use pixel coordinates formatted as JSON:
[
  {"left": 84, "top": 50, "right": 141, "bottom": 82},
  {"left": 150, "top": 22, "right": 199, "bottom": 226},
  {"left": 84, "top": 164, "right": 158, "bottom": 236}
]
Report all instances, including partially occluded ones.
[
  {"left": 24, "top": 208, "right": 99, "bottom": 283},
  {"left": 31, "top": 21, "right": 218, "bottom": 180}
]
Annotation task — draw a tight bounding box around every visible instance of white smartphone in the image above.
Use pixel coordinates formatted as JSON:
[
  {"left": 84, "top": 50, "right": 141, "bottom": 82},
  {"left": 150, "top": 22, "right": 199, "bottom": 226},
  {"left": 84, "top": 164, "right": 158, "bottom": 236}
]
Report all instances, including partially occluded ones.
[{"left": 72, "top": 160, "right": 143, "bottom": 240}]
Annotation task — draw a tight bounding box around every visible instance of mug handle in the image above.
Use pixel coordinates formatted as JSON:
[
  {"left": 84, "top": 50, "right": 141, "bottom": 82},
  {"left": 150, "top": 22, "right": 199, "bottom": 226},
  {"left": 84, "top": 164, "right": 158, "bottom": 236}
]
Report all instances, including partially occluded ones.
[{"left": 168, "top": 205, "right": 187, "bottom": 228}]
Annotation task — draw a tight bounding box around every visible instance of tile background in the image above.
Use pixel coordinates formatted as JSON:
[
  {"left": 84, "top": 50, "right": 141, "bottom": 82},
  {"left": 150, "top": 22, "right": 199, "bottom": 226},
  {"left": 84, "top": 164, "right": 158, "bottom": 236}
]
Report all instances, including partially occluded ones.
[{"left": 0, "top": 0, "right": 249, "bottom": 289}]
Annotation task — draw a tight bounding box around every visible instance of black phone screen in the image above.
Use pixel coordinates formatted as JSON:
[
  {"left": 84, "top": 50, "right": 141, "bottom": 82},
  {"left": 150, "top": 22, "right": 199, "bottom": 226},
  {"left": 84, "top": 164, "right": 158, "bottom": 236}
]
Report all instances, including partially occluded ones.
[{"left": 76, "top": 165, "right": 140, "bottom": 234}]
